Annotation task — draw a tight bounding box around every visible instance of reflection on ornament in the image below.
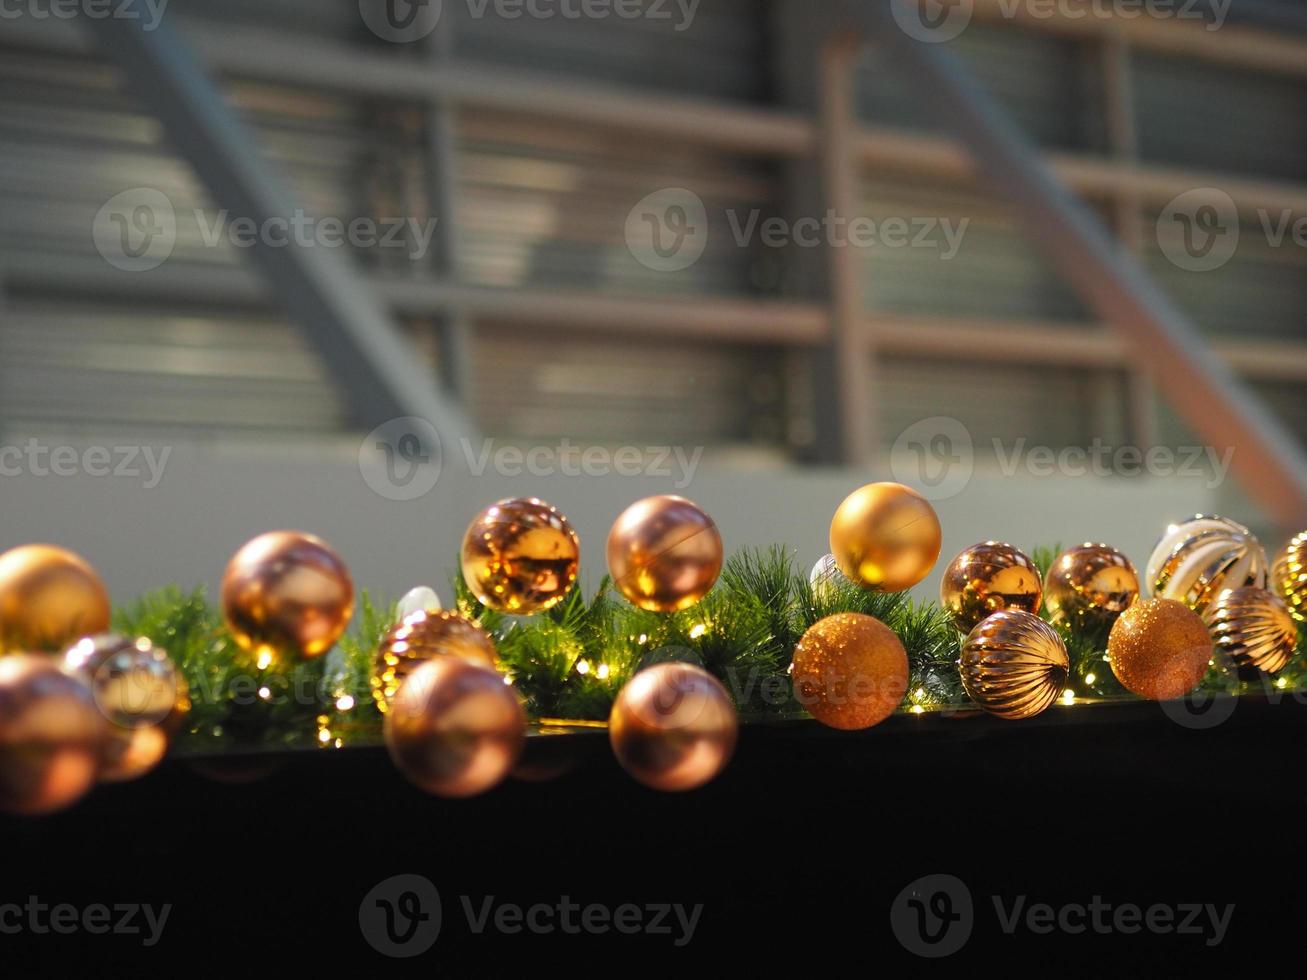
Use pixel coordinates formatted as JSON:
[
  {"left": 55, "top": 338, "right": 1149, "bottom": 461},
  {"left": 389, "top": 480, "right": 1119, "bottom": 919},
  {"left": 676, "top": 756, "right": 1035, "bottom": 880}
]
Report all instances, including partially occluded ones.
[
  {"left": 809, "top": 553, "right": 848, "bottom": 598},
  {"left": 939, "top": 541, "right": 1042, "bottom": 633},
  {"left": 609, "top": 663, "right": 737, "bottom": 791},
  {"left": 791, "top": 612, "right": 908, "bottom": 730},
  {"left": 607, "top": 495, "right": 723, "bottom": 613},
  {"left": 829, "top": 482, "right": 941, "bottom": 593},
  {"left": 221, "top": 531, "right": 354, "bottom": 668},
  {"left": 372, "top": 610, "right": 498, "bottom": 711},
  {"left": 64, "top": 634, "right": 188, "bottom": 782},
  {"left": 1145, "top": 515, "right": 1266, "bottom": 616},
  {"left": 0, "top": 655, "right": 106, "bottom": 814},
  {"left": 959, "top": 611, "right": 1068, "bottom": 720},
  {"left": 1107, "top": 597, "right": 1211, "bottom": 700},
  {"left": 1205, "top": 587, "right": 1297, "bottom": 675},
  {"left": 461, "top": 498, "right": 580, "bottom": 614},
  {"left": 0, "top": 544, "right": 111, "bottom": 653},
  {"left": 384, "top": 657, "right": 526, "bottom": 798},
  {"left": 1043, "top": 543, "right": 1139, "bottom": 630},
  {"left": 396, "top": 585, "right": 442, "bottom": 620},
  {"left": 1271, "top": 531, "right": 1307, "bottom": 623}
]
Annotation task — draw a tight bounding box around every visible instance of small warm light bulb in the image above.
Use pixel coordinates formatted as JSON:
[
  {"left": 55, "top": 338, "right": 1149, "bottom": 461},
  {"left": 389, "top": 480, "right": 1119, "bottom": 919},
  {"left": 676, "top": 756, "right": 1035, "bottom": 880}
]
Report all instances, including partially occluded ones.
[
  {"left": 335, "top": 695, "right": 355, "bottom": 711},
  {"left": 256, "top": 650, "right": 273, "bottom": 671},
  {"left": 689, "top": 623, "right": 707, "bottom": 639},
  {"left": 596, "top": 663, "right": 610, "bottom": 680},
  {"left": 910, "top": 704, "right": 924, "bottom": 715},
  {"left": 1084, "top": 672, "right": 1097, "bottom": 686},
  {"left": 1061, "top": 689, "right": 1076, "bottom": 704},
  {"left": 637, "top": 634, "right": 648, "bottom": 645},
  {"left": 258, "top": 686, "right": 271, "bottom": 700},
  {"left": 318, "top": 729, "right": 331, "bottom": 743},
  {"left": 576, "top": 659, "right": 591, "bottom": 676}
]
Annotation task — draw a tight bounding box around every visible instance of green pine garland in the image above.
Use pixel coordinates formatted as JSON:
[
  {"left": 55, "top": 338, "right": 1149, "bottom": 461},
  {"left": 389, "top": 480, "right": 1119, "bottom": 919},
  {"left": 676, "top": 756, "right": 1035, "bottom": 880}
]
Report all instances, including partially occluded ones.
[{"left": 110, "top": 546, "right": 1307, "bottom": 754}]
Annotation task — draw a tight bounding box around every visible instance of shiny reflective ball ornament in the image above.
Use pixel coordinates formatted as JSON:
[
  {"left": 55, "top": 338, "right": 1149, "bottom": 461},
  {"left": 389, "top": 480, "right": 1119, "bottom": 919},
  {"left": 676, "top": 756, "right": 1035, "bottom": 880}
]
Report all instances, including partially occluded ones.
[
  {"left": 809, "top": 553, "right": 848, "bottom": 598},
  {"left": 1145, "top": 515, "right": 1267, "bottom": 616},
  {"left": 384, "top": 657, "right": 526, "bottom": 798},
  {"left": 608, "top": 663, "right": 737, "bottom": 791},
  {"left": 372, "top": 610, "right": 499, "bottom": 711},
  {"left": 791, "top": 612, "right": 909, "bottom": 730},
  {"left": 462, "top": 498, "right": 580, "bottom": 614},
  {"left": 1272, "top": 531, "right": 1307, "bottom": 623},
  {"left": 940, "top": 541, "right": 1042, "bottom": 633},
  {"left": 63, "top": 634, "right": 188, "bottom": 782},
  {"left": 0, "top": 544, "right": 111, "bottom": 653},
  {"left": 606, "top": 495, "right": 723, "bottom": 613},
  {"left": 1205, "top": 587, "right": 1298, "bottom": 676},
  {"left": 1043, "top": 543, "right": 1139, "bottom": 630},
  {"left": 221, "top": 531, "right": 354, "bottom": 668},
  {"left": 960, "top": 611, "right": 1068, "bottom": 720},
  {"left": 0, "top": 655, "right": 107, "bottom": 815},
  {"left": 829, "top": 482, "right": 941, "bottom": 593},
  {"left": 1107, "top": 598, "right": 1212, "bottom": 700}
]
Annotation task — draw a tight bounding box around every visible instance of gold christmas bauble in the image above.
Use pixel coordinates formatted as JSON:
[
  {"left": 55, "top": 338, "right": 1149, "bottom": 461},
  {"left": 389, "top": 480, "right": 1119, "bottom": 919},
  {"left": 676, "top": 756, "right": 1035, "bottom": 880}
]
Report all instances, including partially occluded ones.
[
  {"left": 607, "top": 495, "right": 723, "bottom": 613},
  {"left": 221, "top": 531, "right": 354, "bottom": 669},
  {"left": 829, "top": 483, "right": 941, "bottom": 593},
  {"left": 791, "top": 612, "right": 908, "bottom": 730},
  {"left": 1272, "top": 531, "right": 1307, "bottom": 623},
  {"left": 461, "top": 498, "right": 580, "bottom": 614},
  {"left": 959, "top": 611, "right": 1068, "bottom": 720},
  {"left": 372, "top": 610, "right": 498, "bottom": 711},
  {"left": 1145, "top": 515, "right": 1267, "bottom": 616},
  {"left": 1205, "top": 587, "right": 1298, "bottom": 675},
  {"left": 63, "top": 634, "right": 189, "bottom": 782},
  {"left": 939, "top": 541, "right": 1042, "bottom": 633},
  {"left": 0, "top": 544, "right": 111, "bottom": 653},
  {"left": 608, "top": 663, "right": 737, "bottom": 791},
  {"left": 384, "top": 657, "right": 526, "bottom": 798},
  {"left": 1107, "top": 597, "right": 1212, "bottom": 700},
  {"left": 1043, "top": 543, "right": 1139, "bottom": 630},
  {"left": 0, "top": 655, "right": 107, "bottom": 814}
]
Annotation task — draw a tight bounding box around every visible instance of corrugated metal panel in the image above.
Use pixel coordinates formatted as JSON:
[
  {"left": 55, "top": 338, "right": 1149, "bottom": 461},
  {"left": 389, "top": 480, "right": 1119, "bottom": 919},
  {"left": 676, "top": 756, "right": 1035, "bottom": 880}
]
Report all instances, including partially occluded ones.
[{"left": 1133, "top": 53, "right": 1307, "bottom": 181}]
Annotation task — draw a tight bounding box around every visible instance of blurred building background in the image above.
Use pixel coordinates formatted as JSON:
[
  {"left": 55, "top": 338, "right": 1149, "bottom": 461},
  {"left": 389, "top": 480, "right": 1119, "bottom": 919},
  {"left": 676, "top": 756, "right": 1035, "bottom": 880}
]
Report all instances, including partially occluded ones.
[{"left": 1, "top": 0, "right": 1305, "bottom": 599}]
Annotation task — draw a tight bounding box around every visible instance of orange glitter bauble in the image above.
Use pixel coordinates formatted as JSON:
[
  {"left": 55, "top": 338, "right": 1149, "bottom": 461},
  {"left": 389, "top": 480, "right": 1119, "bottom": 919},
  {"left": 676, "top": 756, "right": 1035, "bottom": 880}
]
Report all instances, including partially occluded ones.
[
  {"left": 791, "top": 612, "right": 908, "bottom": 730},
  {"left": 1107, "top": 598, "right": 1212, "bottom": 700}
]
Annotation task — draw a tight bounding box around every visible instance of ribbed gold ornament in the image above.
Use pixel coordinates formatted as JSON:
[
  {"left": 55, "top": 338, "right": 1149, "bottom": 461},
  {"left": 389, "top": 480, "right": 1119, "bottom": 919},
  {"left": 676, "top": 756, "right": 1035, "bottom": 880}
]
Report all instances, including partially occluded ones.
[
  {"left": 1272, "top": 531, "right": 1307, "bottom": 623},
  {"left": 372, "top": 610, "right": 498, "bottom": 712},
  {"left": 1205, "top": 587, "right": 1298, "bottom": 675},
  {"left": 1145, "top": 515, "right": 1267, "bottom": 616},
  {"left": 959, "top": 611, "right": 1068, "bottom": 720}
]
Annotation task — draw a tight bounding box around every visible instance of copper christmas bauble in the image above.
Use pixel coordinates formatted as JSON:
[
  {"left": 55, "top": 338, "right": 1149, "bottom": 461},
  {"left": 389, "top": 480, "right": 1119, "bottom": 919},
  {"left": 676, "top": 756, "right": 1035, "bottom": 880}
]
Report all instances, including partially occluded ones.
[
  {"left": 372, "top": 610, "right": 499, "bottom": 711},
  {"left": 0, "top": 655, "right": 107, "bottom": 815},
  {"left": 1272, "top": 531, "right": 1307, "bottom": 623},
  {"left": 1145, "top": 515, "right": 1267, "bottom": 616},
  {"left": 461, "top": 498, "right": 580, "bottom": 614},
  {"left": 64, "top": 634, "right": 189, "bottom": 782},
  {"left": 1205, "top": 587, "right": 1298, "bottom": 675},
  {"left": 608, "top": 663, "right": 737, "bottom": 791},
  {"left": 384, "top": 657, "right": 526, "bottom": 798},
  {"left": 1043, "top": 543, "right": 1139, "bottom": 630},
  {"left": 829, "top": 483, "right": 941, "bottom": 593},
  {"left": 791, "top": 612, "right": 909, "bottom": 730},
  {"left": 0, "top": 544, "right": 111, "bottom": 653},
  {"left": 221, "top": 531, "right": 354, "bottom": 669},
  {"left": 606, "top": 495, "right": 723, "bottom": 613},
  {"left": 939, "top": 541, "right": 1042, "bottom": 633},
  {"left": 960, "top": 611, "right": 1068, "bottom": 720},
  {"left": 1107, "top": 597, "right": 1212, "bottom": 700}
]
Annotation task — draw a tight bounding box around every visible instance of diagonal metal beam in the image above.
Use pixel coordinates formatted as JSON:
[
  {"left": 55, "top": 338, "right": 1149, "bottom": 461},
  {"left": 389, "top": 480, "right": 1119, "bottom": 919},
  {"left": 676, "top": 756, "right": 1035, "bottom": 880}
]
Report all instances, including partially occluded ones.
[
  {"left": 849, "top": 0, "right": 1307, "bottom": 529},
  {"left": 83, "top": 15, "right": 474, "bottom": 459}
]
